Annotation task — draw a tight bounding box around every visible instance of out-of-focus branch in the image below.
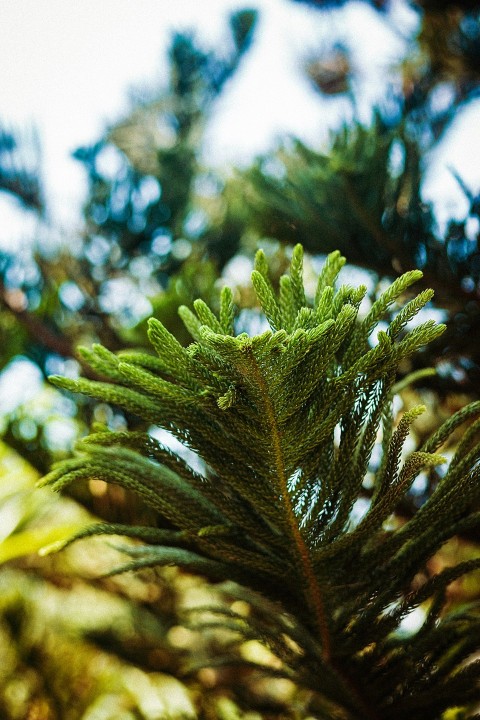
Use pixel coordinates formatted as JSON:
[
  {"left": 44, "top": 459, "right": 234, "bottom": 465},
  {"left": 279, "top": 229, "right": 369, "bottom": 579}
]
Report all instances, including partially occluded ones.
[{"left": 0, "top": 282, "right": 73, "bottom": 358}]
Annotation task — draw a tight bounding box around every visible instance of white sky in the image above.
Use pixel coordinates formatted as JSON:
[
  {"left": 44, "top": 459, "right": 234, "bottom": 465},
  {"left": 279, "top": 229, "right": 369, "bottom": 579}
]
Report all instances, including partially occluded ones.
[{"left": 0, "top": 0, "right": 478, "bottom": 243}]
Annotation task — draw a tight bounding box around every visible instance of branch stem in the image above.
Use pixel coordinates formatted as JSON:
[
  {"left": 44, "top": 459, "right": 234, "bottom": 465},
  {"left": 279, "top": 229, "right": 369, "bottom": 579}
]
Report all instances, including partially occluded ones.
[
  {"left": 245, "top": 347, "right": 384, "bottom": 720},
  {"left": 246, "top": 347, "right": 332, "bottom": 661}
]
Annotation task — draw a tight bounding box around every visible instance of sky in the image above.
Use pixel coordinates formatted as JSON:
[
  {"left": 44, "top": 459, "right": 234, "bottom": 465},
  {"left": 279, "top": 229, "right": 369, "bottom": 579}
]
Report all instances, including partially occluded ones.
[{"left": 0, "top": 0, "right": 478, "bottom": 245}]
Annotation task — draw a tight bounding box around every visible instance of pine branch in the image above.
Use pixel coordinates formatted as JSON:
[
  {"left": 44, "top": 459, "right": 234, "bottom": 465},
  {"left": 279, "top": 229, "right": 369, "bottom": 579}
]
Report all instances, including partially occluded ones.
[{"left": 41, "top": 244, "right": 480, "bottom": 718}]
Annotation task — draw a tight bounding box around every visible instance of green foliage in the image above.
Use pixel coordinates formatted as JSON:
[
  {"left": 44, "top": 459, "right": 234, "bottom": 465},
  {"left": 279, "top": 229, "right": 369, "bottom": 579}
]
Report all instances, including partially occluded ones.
[
  {"left": 227, "top": 111, "right": 480, "bottom": 390},
  {"left": 0, "top": 12, "right": 256, "bottom": 471},
  {"left": 0, "top": 441, "right": 87, "bottom": 564},
  {"left": 237, "top": 119, "right": 442, "bottom": 284},
  {"left": 0, "top": 123, "right": 43, "bottom": 211},
  {"left": 75, "top": 8, "right": 257, "bottom": 270},
  {"left": 43, "top": 245, "right": 480, "bottom": 718},
  {"left": 0, "top": 566, "right": 194, "bottom": 720}
]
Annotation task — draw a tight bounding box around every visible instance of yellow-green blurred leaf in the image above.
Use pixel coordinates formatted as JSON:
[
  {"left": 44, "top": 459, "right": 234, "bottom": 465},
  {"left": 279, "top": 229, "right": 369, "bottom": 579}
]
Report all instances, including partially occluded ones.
[{"left": 0, "top": 524, "right": 86, "bottom": 564}]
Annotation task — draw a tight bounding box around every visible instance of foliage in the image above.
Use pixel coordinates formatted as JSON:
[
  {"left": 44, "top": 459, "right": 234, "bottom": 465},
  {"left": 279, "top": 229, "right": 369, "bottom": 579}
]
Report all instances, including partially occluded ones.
[
  {"left": 0, "top": 4, "right": 479, "bottom": 717},
  {"left": 219, "top": 0, "right": 480, "bottom": 390},
  {"left": 2, "top": 2, "right": 480, "bottom": 475},
  {"left": 0, "top": 443, "right": 179, "bottom": 719},
  {"left": 0, "top": 11, "right": 256, "bottom": 472},
  {"left": 43, "top": 246, "right": 480, "bottom": 719},
  {"left": 232, "top": 117, "right": 480, "bottom": 384},
  {"left": 0, "top": 8, "right": 257, "bottom": 367},
  {"left": 74, "top": 7, "right": 257, "bottom": 275},
  {"left": 0, "top": 123, "right": 43, "bottom": 211},
  {"left": 0, "top": 441, "right": 88, "bottom": 564},
  {"left": 205, "top": 3, "right": 480, "bottom": 391},
  {"left": 0, "top": 564, "right": 196, "bottom": 720},
  {"left": 0, "top": 445, "right": 286, "bottom": 719}
]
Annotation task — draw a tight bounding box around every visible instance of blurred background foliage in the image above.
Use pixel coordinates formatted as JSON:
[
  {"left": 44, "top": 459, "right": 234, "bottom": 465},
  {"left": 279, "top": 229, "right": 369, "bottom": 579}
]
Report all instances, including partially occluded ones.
[{"left": 1, "top": 1, "right": 480, "bottom": 717}]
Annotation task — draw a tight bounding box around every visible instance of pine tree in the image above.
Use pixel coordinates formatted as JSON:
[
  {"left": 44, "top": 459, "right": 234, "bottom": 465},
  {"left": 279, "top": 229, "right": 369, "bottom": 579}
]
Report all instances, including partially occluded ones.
[{"left": 42, "top": 245, "right": 480, "bottom": 719}]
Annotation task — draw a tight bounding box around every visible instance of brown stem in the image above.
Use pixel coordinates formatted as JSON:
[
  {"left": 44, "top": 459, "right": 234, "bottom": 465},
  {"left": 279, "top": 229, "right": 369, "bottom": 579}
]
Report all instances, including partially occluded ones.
[
  {"left": 243, "top": 346, "right": 384, "bottom": 720},
  {"left": 245, "top": 346, "right": 332, "bottom": 661}
]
